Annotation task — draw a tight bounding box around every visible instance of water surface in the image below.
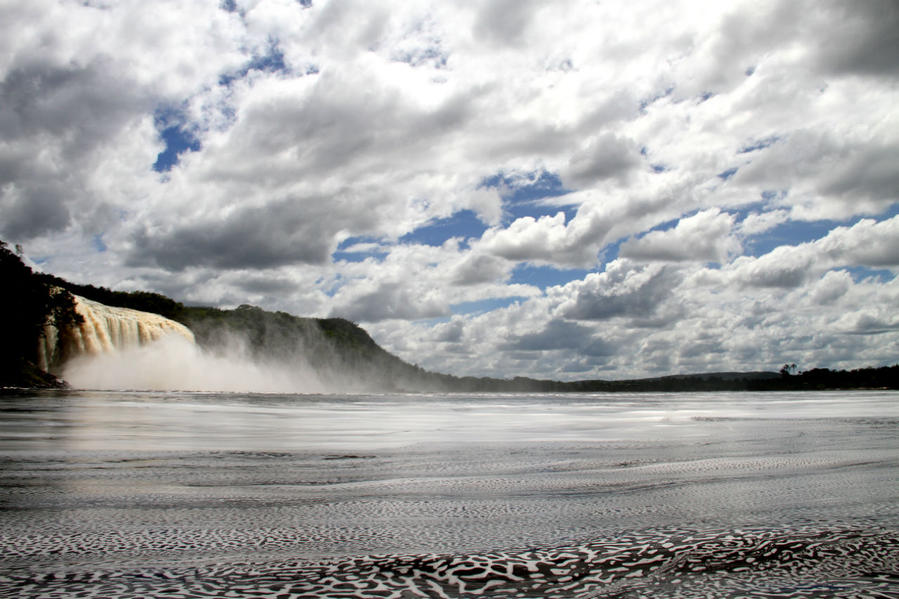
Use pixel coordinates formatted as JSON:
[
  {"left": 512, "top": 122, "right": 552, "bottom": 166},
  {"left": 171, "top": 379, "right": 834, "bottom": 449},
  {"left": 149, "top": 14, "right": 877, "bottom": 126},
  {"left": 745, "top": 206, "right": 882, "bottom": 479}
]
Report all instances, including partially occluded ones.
[{"left": 1, "top": 390, "right": 897, "bottom": 597}]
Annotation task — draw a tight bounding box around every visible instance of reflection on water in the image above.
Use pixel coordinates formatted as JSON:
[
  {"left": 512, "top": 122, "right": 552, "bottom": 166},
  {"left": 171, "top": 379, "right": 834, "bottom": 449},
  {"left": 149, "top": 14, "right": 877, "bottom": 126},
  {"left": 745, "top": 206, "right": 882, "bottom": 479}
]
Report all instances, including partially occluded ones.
[
  {"left": 2, "top": 390, "right": 897, "bottom": 451},
  {"left": 1, "top": 390, "right": 897, "bottom": 598}
]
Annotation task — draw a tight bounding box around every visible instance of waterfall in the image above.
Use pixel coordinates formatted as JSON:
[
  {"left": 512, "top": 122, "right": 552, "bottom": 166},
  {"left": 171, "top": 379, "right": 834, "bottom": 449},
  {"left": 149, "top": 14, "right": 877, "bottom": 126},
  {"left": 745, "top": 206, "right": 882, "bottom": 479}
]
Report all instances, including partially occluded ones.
[
  {"left": 38, "top": 293, "right": 326, "bottom": 392},
  {"left": 38, "top": 294, "right": 195, "bottom": 374}
]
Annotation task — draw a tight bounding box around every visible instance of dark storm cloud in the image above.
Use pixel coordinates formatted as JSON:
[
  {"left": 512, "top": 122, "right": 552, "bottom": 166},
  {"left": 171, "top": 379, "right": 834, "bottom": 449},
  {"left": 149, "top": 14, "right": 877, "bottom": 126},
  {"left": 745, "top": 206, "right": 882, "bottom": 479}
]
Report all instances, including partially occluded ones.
[
  {"left": 0, "top": 184, "right": 71, "bottom": 240},
  {"left": 814, "top": 0, "right": 899, "bottom": 77},
  {"left": 0, "top": 59, "right": 144, "bottom": 145},
  {"left": 233, "top": 274, "right": 302, "bottom": 296},
  {"left": 0, "top": 58, "right": 149, "bottom": 239},
  {"left": 129, "top": 197, "right": 360, "bottom": 271},
  {"left": 820, "top": 142, "right": 899, "bottom": 204}
]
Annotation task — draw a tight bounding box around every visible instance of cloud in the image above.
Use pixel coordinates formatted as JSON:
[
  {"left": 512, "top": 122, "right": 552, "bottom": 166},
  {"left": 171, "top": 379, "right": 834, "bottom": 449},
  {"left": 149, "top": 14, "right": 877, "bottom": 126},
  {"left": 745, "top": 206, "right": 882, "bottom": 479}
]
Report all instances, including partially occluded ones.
[
  {"left": 812, "top": 0, "right": 899, "bottom": 77},
  {"left": 839, "top": 313, "right": 899, "bottom": 335},
  {"left": 0, "top": 59, "right": 150, "bottom": 239},
  {"left": 504, "top": 319, "right": 593, "bottom": 352},
  {"left": 620, "top": 209, "right": 738, "bottom": 262},
  {"left": 738, "top": 210, "right": 789, "bottom": 236},
  {"left": 0, "top": 0, "right": 247, "bottom": 240},
  {"left": 478, "top": 212, "right": 574, "bottom": 262},
  {"left": 129, "top": 194, "right": 374, "bottom": 270},
  {"left": 473, "top": 0, "right": 542, "bottom": 47},
  {"left": 807, "top": 270, "right": 851, "bottom": 305},
  {"left": 449, "top": 252, "right": 510, "bottom": 285},
  {"left": 818, "top": 217, "right": 899, "bottom": 267},
  {"left": 3, "top": 0, "right": 898, "bottom": 381},
  {"left": 328, "top": 280, "right": 449, "bottom": 322},
  {"left": 728, "top": 215, "right": 899, "bottom": 289},
  {"left": 561, "top": 132, "right": 641, "bottom": 188},
  {"left": 558, "top": 260, "right": 682, "bottom": 322},
  {"left": 504, "top": 319, "right": 619, "bottom": 366},
  {"left": 736, "top": 131, "right": 899, "bottom": 219},
  {"left": 324, "top": 242, "right": 540, "bottom": 323},
  {"left": 0, "top": 182, "right": 72, "bottom": 239}
]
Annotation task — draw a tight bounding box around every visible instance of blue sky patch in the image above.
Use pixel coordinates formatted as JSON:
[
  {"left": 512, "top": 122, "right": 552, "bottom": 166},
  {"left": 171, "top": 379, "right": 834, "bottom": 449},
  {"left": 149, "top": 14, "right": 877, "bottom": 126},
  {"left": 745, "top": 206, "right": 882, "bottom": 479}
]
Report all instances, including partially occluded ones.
[
  {"left": 92, "top": 234, "right": 107, "bottom": 253},
  {"left": 248, "top": 45, "right": 286, "bottom": 73},
  {"left": 843, "top": 266, "right": 896, "bottom": 284},
  {"left": 717, "top": 167, "right": 738, "bottom": 180},
  {"left": 739, "top": 135, "right": 780, "bottom": 154},
  {"left": 480, "top": 170, "right": 576, "bottom": 223},
  {"left": 761, "top": 189, "right": 787, "bottom": 202},
  {"left": 321, "top": 274, "right": 346, "bottom": 297},
  {"left": 739, "top": 204, "right": 899, "bottom": 257},
  {"left": 219, "top": 41, "right": 289, "bottom": 87},
  {"left": 393, "top": 46, "right": 448, "bottom": 69},
  {"left": 638, "top": 86, "right": 674, "bottom": 113},
  {"left": 152, "top": 107, "right": 201, "bottom": 172},
  {"left": 739, "top": 217, "right": 833, "bottom": 256},
  {"left": 399, "top": 209, "right": 487, "bottom": 247}
]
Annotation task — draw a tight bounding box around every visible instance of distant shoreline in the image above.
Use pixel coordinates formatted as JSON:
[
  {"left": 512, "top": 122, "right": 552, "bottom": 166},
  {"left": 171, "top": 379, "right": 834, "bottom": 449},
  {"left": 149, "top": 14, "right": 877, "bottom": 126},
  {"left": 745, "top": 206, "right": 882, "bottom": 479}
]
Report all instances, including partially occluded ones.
[{"left": 5, "top": 364, "right": 897, "bottom": 393}]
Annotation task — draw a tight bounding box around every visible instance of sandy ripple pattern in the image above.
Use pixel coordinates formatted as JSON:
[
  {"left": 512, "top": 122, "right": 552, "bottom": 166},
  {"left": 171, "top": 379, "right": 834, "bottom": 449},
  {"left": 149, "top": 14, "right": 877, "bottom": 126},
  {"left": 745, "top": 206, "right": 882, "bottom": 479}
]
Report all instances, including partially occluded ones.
[
  {"left": 1, "top": 525, "right": 897, "bottom": 598},
  {"left": 2, "top": 390, "right": 898, "bottom": 598}
]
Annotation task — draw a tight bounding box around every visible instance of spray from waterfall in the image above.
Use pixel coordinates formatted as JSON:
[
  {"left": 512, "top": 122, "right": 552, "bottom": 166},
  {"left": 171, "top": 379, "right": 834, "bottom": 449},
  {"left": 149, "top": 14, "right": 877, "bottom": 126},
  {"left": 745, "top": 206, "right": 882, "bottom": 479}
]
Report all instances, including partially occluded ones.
[{"left": 49, "top": 295, "right": 328, "bottom": 393}]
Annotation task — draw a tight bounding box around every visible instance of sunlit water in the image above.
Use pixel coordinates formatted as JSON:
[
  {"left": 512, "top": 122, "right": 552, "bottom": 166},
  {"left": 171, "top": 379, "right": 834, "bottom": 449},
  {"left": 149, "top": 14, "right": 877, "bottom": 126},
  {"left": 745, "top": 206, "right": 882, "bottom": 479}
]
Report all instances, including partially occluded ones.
[{"left": 1, "top": 390, "right": 897, "bottom": 597}]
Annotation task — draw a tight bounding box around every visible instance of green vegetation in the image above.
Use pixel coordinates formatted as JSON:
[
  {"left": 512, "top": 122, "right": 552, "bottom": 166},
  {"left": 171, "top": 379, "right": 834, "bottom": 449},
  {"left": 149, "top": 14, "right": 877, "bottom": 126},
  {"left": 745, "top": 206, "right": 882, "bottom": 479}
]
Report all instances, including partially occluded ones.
[
  {"left": 2, "top": 238, "right": 897, "bottom": 391},
  {"left": 0, "top": 242, "right": 80, "bottom": 387},
  {"left": 173, "top": 303, "right": 438, "bottom": 391},
  {"left": 37, "top": 275, "right": 185, "bottom": 321}
]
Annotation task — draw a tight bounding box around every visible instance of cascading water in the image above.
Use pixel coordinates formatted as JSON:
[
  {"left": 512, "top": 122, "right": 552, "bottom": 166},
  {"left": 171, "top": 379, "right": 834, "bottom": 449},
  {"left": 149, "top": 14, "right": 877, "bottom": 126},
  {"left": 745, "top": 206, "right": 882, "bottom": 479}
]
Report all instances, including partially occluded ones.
[
  {"left": 65, "top": 295, "right": 195, "bottom": 355},
  {"left": 38, "top": 294, "right": 195, "bottom": 374},
  {"left": 40, "top": 293, "right": 325, "bottom": 392}
]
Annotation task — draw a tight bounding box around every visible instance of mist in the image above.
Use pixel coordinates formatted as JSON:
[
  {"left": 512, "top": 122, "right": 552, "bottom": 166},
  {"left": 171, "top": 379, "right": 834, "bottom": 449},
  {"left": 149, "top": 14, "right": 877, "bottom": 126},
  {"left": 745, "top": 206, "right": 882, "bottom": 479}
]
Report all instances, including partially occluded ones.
[{"left": 62, "top": 334, "right": 330, "bottom": 393}]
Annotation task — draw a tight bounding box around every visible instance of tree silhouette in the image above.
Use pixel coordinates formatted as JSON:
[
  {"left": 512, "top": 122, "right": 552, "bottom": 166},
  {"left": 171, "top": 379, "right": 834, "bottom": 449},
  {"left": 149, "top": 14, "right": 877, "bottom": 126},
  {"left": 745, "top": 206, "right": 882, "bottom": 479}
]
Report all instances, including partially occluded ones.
[{"left": 0, "top": 240, "right": 80, "bottom": 385}]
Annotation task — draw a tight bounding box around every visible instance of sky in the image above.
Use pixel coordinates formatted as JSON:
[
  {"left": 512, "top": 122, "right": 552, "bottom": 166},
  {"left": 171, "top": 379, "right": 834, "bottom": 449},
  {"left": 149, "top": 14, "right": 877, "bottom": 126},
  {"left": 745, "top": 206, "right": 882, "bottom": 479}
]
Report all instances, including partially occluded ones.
[{"left": 2, "top": 0, "right": 898, "bottom": 381}]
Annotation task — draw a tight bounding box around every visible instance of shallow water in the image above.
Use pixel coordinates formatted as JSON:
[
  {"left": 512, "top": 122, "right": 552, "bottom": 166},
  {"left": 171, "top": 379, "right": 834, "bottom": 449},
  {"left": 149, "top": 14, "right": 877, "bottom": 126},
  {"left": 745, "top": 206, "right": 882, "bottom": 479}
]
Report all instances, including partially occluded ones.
[{"left": 1, "top": 390, "right": 897, "bottom": 597}]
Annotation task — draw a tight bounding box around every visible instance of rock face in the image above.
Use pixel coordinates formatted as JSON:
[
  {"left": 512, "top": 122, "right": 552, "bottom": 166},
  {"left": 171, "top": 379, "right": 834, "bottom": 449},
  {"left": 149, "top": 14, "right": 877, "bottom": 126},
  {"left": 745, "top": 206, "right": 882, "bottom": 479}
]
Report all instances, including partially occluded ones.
[{"left": 38, "top": 294, "right": 196, "bottom": 375}]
